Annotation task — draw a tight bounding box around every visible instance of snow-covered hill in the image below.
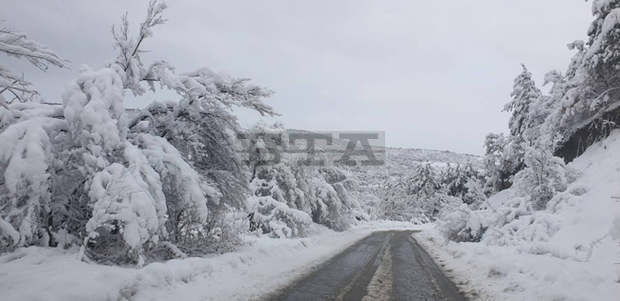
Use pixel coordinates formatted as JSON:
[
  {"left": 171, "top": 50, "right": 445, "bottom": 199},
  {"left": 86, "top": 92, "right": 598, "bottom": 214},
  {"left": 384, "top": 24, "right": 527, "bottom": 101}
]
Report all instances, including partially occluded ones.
[
  {"left": 383, "top": 147, "right": 481, "bottom": 178},
  {"left": 387, "top": 147, "right": 480, "bottom": 167}
]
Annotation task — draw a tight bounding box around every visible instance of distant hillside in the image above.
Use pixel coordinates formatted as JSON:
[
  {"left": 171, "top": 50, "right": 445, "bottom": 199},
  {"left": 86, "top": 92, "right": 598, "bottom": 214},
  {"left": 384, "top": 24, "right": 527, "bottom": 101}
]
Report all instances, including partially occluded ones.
[
  {"left": 384, "top": 147, "right": 481, "bottom": 178},
  {"left": 386, "top": 147, "right": 479, "bottom": 166}
]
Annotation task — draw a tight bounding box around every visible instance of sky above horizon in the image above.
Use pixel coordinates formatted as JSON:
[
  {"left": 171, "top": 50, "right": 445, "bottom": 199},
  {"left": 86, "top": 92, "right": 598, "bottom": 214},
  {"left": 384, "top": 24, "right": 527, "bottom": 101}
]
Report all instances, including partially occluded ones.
[{"left": 2, "top": 0, "right": 593, "bottom": 154}]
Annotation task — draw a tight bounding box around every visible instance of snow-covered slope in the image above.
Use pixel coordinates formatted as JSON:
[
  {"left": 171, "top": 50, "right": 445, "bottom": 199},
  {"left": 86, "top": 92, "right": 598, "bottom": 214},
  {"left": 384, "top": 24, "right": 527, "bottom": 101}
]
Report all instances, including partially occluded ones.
[{"left": 418, "top": 131, "right": 620, "bottom": 300}]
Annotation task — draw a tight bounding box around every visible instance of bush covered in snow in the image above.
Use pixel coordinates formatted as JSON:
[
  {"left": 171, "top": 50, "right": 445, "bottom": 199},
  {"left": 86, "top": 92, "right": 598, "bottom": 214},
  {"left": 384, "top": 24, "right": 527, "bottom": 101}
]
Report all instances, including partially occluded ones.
[
  {"left": 244, "top": 126, "right": 359, "bottom": 237},
  {"left": 440, "top": 162, "right": 486, "bottom": 207},
  {"left": 436, "top": 204, "right": 486, "bottom": 243},
  {"left": 0, "top": 1, "right": 280, "bottom": 264},
  {"left": 437, "top": 142, "right": 573, "bottom": 244}
]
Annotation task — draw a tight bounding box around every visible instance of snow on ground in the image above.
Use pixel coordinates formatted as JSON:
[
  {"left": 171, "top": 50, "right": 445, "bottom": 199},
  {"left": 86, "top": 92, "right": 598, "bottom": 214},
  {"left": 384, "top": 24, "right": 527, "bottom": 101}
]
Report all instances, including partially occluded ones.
[
  {"left": 416, "top": 131, "right": 620, "bottom": 301},
  {"left": 0, "top": 221, "right": 415, "bottom": 301}
]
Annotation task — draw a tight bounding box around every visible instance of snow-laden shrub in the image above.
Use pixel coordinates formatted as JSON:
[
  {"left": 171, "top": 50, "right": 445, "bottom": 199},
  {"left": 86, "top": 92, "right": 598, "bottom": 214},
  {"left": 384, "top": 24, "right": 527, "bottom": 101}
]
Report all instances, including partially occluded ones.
[
  {"left": 437, "top": 204, "right": 486, "bottom": 242},
  {"left": 306, "top": 168, "right": 353, "bottom": 231},
  {"left": 482, "top": 211, "right": 561, "bottom": 247},
  {"left": 247, "top": 163, "right": 353, "bottom": 237},
  {"left": 463, "top": 178, "right": 487, "bottom": 209},
  {"left": 441, "top": 163, "right": 485, "bottom": 202},
  {"left": 248, "top": 196, "right": 312, "bottom": 238},
  {"left": 513, "top": 146, "right": 568, "bottom": 210},
  {"left": 443, "top": 189, "right": 563, "bottom": 247},
  {"left": 203, "top": 209, "right": 248, "bottom": 253},
  {"left": 244, "top": 126, "right": 357, "bottom": 235}
]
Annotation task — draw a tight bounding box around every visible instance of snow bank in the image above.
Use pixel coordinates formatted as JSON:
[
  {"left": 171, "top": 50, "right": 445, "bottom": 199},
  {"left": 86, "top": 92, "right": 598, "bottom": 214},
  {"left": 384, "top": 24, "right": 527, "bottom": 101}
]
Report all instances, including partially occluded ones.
[
  {"left": 0, "top": 221, "right": 416, "bottom": 301},
  {"left": 418, "top": 131, "right": 620, "bottom": 300}
]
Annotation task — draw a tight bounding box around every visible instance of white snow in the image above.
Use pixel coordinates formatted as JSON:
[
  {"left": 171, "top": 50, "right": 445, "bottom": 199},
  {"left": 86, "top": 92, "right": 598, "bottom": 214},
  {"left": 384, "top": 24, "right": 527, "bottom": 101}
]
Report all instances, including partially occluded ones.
[
  {"left": 0, "top": 117, "right": 64, "bottom": 246},
  {"left": 417, "top": 131, "right": 620, "bottom": 300},
  {"left": 0, "top": 221, "right": 416, "bottom": 301},
  {"left": 62, "top": 67, "right": 127, "bottom": 156},
  {"left": 87, "top": 163, "right": 162, "bottom": 251},
  {"left": 134, "top": 133, "right": 213, "bottom": 222},
  {"left": 602, "top": 8, "right": 620, "bottom": 37}
]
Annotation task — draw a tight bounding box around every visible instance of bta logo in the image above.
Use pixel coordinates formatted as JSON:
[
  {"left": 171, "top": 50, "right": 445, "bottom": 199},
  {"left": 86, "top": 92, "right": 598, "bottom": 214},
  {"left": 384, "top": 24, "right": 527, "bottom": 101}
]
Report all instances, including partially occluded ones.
[{"left": 237, "top": 131, "right": 385, "bottom": 167}]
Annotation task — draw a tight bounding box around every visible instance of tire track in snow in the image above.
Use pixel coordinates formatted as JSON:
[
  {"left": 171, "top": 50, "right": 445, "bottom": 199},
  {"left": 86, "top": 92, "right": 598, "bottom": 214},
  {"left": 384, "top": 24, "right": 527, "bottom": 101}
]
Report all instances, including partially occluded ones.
[{"left": 361, "top": 243, "right": 392, "bottom": 301}]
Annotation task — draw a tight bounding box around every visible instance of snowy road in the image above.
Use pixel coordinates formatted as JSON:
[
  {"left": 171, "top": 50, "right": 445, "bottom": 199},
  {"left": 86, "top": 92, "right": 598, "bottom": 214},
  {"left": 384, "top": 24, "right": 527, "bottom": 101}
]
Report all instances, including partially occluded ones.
[{"left": 265, "top": 231, "right": 466, "bottom": 301}]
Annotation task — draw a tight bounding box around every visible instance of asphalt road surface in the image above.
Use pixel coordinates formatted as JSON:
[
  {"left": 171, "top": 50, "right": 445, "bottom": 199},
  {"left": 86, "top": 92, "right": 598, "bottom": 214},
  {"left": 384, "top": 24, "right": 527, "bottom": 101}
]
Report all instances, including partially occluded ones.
[{"left": 265, "top": 231, "right": 466, "bottom": 301}]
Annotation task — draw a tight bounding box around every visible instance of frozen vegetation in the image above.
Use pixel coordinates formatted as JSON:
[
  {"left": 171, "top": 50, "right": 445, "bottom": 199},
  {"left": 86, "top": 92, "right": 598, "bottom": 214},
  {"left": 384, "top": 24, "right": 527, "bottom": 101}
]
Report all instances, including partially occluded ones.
[
  {"left": 0, "top": 0, "right": 619, "bottom": 300},
  {"left": 0, "top": 1, "right": 371, "bottom": 266}
]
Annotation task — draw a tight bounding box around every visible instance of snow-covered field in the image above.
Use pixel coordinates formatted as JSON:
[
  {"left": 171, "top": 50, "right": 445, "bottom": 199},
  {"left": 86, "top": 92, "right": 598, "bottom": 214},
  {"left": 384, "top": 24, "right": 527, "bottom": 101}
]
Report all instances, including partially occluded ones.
[
  {"left": 0, "top": 221, "right": 416, "bottom": 301},
  {"left": 416, "top": 131, "right": 620, "bottom": 300}
]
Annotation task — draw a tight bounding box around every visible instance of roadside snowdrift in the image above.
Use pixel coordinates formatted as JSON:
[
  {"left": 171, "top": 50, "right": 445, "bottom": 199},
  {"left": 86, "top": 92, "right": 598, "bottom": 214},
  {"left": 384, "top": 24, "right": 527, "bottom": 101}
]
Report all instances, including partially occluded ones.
[
  {"left": 0, "top": 221, "right": 415, "bottom": 301},
  {"left": 419, "top": 131, "right": 620, "bottom": 300}
]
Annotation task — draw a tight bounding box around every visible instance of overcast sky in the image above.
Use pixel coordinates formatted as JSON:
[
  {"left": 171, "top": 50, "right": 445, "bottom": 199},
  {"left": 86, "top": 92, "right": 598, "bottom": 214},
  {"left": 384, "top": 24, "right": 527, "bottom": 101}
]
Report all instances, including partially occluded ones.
[{"left": 2, "top": 0, "right": 593, "bottom": 154}]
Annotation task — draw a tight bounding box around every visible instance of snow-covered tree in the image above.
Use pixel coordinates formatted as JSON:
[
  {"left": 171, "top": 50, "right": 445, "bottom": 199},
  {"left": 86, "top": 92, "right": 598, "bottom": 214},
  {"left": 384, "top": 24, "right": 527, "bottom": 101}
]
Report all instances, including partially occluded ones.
[
  {"left": 585, "top": 0, "right": 620, "bottom": 87},
  {"left": 248, "top": 163, "right": 313, "bottom": 238},
  {"left": 0, "top": 1, "right": 276, "bottom": 263},
  {"left": 381, "top": 163, "right": 454, "bottom": 223},
  {"left": 76, "top": 1, "right": 274, "bottom": 261},
  {"left": 504, "top": 65, "right": 543, "bottom": 138},
  {"left": 244, "top": 127, "right": 356, "bottom": 236},
  {"left": 441, "top": 162, "right": 485, "bottom": 205},
  {"left": 130, "top": 101, "right": 248, "bottom": 212},
  {"left": 540, "top": 1, "right": 620, "bottom": 159}
]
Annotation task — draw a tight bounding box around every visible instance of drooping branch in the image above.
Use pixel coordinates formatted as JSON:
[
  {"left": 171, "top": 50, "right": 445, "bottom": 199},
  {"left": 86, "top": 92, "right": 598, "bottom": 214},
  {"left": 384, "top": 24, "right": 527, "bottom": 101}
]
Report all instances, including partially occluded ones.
[
  {"left": 0, "top": 24, "right": 67, "bottom": 70},
  {"left": 144, "top": 62, "right": 277, "bottom": 116},
  {"left": 0, "top": 23, "right": 67, "bottom": 102}
]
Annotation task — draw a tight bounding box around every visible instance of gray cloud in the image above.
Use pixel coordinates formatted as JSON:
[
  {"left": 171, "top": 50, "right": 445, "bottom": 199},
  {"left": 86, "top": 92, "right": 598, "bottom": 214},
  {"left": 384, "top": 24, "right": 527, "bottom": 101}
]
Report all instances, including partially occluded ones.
[{"left": 1, "top": 0, "right": 592, "bottom": 154}]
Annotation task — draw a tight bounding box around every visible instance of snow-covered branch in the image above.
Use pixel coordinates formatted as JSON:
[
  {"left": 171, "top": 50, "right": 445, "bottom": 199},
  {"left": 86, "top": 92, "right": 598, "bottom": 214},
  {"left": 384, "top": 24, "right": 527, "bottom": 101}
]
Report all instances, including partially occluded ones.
[
  {"left": 0, "top": 23, "right": 67, "bottom": 103},
  {"left": 0, "top": 25, "right": 66, "bottom": 70}
]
